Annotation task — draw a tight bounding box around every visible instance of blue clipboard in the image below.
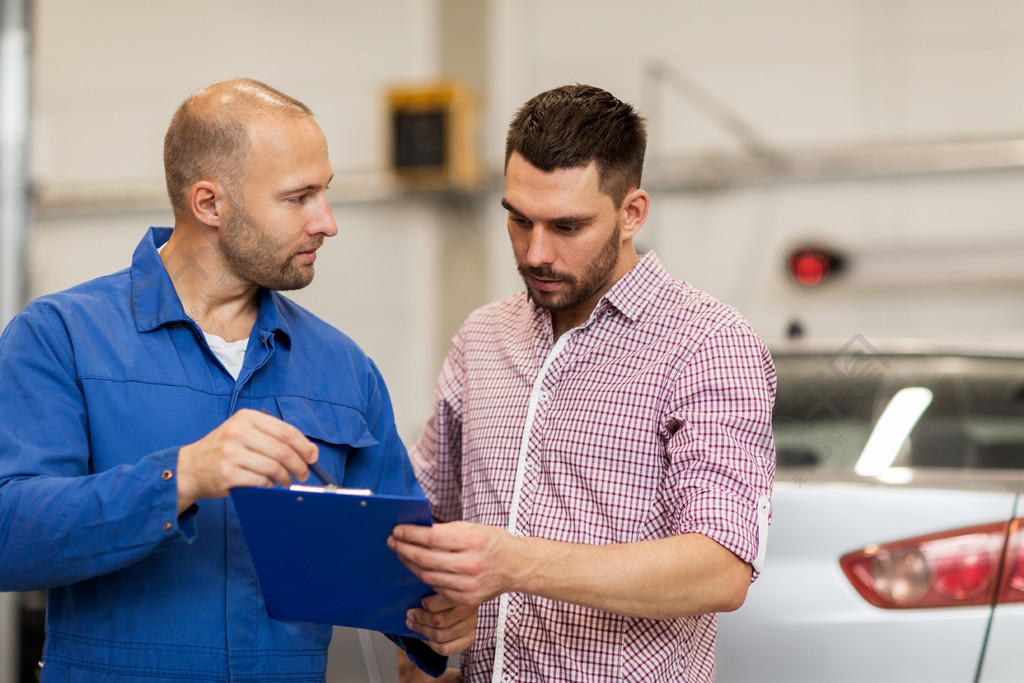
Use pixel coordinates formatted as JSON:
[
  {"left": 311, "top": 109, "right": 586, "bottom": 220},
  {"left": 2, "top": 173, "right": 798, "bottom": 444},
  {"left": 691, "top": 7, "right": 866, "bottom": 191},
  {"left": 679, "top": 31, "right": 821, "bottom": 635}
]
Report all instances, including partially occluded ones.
[{"left": 231, "top": 485, "right": 434, "bottom": 638}]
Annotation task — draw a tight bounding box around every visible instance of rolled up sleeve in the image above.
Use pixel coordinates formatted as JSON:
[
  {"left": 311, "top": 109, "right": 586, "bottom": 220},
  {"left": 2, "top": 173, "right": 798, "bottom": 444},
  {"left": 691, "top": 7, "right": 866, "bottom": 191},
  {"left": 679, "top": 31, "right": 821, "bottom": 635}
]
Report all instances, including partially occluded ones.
[{"left": 666, "top": 324, "right": 776, "bottom": 579}]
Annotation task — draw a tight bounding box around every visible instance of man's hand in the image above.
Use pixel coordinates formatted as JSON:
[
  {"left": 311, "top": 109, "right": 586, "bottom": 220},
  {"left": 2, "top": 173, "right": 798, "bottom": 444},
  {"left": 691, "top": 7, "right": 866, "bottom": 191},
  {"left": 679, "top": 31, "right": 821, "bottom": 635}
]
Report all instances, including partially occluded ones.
[
  {"left": 390, "top": 523, "right": 754, "bottom": 620},
  {"left": 396, "top": 594, "right": 475, "bottom": 682},
  {"left": 407, "top": 593, "right": 477, "bottom": 655},
  {"left": 388, "top": 521, "right": 526, "bottom": 606},
  {"left": 175, "top": 409, "right": 318, "bottom": 513}
]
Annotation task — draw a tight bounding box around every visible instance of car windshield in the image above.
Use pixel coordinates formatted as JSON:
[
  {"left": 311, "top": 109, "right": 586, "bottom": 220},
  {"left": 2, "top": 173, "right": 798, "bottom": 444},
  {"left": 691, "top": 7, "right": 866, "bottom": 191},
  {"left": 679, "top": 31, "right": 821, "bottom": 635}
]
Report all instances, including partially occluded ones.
[{"left": 773, "top": 352, "right": 1024, "bottom": 472}]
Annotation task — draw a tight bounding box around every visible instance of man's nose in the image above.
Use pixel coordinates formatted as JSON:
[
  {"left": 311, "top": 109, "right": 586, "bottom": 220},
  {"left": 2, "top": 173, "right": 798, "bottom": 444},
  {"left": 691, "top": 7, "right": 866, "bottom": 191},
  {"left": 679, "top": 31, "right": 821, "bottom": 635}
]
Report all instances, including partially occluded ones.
[
  {"left": 311, "top": 194, "right": 338, "bottom": 237},
  {"left": 525, "top": 226, "right": 554, "bottom": 267}
]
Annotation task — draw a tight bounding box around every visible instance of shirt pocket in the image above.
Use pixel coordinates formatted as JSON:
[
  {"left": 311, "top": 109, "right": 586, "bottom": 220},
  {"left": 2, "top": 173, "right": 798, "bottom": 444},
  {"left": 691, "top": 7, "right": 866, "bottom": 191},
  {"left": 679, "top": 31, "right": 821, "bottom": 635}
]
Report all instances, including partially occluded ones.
[{"left": 275, "top": 396, "right": 379, "bottom": 484}]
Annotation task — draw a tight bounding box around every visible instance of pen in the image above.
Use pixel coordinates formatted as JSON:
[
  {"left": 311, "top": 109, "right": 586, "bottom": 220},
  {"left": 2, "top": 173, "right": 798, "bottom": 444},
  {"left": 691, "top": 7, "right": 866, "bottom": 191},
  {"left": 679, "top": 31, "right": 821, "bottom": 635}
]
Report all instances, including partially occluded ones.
[{"left": 308, "top": 460, "right": 339, "bottom": 489}]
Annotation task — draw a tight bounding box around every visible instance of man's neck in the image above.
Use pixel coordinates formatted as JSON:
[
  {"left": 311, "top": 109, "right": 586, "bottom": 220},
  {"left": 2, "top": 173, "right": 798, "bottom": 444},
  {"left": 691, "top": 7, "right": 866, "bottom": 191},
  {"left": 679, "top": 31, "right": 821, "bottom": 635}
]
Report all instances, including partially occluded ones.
[
  {"left": 551, "top": 313, "right": 582, "bottom": 343},
  {"left": 185, "top": 294, "right": 259, "bottom": 343},
  {"left": 160, "top": 228, "right": 259, "bottom": 342}
]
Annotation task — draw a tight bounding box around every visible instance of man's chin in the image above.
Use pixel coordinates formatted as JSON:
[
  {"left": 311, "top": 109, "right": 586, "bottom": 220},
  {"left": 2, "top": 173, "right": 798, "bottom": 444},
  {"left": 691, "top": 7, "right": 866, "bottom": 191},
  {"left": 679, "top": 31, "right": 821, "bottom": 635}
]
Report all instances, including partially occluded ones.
[
  {"left": 526, "top": 287, "right": 570, "bottom": 313},
  {"left": 265, "top": 268, "right": 315, "bottom": 292}
]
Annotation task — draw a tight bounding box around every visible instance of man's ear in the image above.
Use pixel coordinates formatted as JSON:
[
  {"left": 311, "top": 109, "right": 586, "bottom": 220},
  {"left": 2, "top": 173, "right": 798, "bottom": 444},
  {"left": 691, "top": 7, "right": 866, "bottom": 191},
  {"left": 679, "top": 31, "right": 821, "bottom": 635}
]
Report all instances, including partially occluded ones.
[
  {"left": 619, "top": 188, "right": 650, "bottom": 241},
  {"left": 189, "top": 181, "right": 227, "bottom": 228}
]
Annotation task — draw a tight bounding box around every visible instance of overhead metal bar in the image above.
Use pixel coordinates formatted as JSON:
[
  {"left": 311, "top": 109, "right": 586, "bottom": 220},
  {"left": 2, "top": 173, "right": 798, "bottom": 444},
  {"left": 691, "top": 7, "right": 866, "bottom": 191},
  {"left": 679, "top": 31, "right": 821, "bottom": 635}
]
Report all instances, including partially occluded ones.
[
  {"left": 640, "top": 59, "right": 1024, "bottom": 193},
  {"left": 646, "top": 135, "right": 1024, "bottom": 192},
  {"left": 643, "top": 59, "right": 782, "bottom": 163}
]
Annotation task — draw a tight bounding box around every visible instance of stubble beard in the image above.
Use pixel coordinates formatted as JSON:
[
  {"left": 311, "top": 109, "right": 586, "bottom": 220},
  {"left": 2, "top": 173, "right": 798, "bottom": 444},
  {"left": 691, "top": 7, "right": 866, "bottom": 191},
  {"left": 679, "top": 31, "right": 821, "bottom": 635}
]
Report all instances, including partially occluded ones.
[
  {"left": 518, "top": 221, "right": 621, "bottom": 314},
  {"left": 219, "top": 202, "right": 321, "bottom": 292}
]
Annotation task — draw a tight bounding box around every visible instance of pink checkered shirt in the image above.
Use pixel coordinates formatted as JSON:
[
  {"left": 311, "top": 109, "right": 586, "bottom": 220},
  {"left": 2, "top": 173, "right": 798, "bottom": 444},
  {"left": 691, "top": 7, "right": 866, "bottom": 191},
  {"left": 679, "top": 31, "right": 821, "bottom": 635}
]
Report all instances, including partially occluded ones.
[{"left": 411, "top": 252, "right": 776, "bottom": 682}]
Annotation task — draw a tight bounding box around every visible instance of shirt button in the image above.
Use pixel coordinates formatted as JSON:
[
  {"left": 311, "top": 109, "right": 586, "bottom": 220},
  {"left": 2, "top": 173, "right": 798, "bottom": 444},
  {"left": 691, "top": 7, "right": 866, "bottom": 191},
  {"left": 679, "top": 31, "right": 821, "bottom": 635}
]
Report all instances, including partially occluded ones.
[
  {"left": 502, "top": 676, "right": 512, "bottom": 683},
  {"left": 539, "top": 391, "right": 549, "bottom": 402},
  {"left": 161, "top": 470, "right": 174, "bottom": 481},
  {"left": 524, "top": 460, "right": 534, "bottom": 471},
  {"left": 163, "top": 522, "right": 173, "bottom": 531}
]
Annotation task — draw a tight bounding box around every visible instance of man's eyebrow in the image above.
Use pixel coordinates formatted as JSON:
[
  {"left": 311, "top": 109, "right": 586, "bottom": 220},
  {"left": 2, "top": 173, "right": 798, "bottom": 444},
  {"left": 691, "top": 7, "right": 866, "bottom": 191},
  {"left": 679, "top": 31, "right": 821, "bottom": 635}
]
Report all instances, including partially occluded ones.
[
  {"left": 500, "top": 198, "right": 594, "bottom": 226},
  {"left": 282, "top": 175, "right": 334, "bottom": 197},
  {"left": 500, "top": 198, "right": 522, "bottom": 215}
]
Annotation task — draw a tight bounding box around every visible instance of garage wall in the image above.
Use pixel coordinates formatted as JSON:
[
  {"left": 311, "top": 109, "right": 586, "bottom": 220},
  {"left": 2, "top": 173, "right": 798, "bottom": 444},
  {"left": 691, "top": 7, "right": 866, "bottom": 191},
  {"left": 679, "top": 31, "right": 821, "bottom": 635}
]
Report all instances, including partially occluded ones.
[
  {"left": 481, "top": 0, "right": 1024, "bottom": 346},
  {"left": 32, "top": 0, "right": 439, "bottom": 184}
]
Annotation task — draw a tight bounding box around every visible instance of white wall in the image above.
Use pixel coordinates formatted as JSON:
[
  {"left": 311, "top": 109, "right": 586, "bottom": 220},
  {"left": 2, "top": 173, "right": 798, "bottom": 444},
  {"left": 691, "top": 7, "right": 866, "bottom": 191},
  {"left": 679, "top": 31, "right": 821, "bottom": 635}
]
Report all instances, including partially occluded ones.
[
  {"left": 497, "top": 0, "right": 1024, "bottom": 148},
  {"left": 32, "top": 0, "right": 439, "bottom": 184},
  {"left": 482, "top": 0, "right": 1024, "bottom": 346}
]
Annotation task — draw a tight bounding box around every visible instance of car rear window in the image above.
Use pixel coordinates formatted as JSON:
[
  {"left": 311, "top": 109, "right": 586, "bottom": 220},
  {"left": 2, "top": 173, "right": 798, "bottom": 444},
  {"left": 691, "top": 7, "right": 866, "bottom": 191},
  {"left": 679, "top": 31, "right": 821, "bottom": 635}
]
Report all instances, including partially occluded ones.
[{"left": 773, "top": 353, "right": 1024, "bottom": 472}]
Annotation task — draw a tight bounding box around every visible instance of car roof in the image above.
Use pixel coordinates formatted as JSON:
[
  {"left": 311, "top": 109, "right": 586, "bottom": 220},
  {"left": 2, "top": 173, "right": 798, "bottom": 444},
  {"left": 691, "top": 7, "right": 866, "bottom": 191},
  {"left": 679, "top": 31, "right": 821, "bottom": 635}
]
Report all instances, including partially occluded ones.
[
  {"left": 780, "top": 466, "right": 1024, "bottom": 493},
  {"left": 770, "top": 337, "right": 1024, "bottom": 359}
]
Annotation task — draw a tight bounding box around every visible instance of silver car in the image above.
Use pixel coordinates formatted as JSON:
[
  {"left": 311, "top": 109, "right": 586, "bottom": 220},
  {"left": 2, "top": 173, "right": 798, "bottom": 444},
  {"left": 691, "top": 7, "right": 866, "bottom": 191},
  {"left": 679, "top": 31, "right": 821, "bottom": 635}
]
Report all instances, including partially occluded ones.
[{"left": 717, "top": 338, "right": 1024, "bottom": 682}]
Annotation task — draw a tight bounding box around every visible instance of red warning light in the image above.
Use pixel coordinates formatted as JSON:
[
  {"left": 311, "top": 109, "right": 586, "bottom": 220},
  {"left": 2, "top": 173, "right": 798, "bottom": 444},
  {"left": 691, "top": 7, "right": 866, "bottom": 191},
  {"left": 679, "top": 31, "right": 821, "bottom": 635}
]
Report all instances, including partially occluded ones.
[{"left": 788, "top": 244, "right": 840, "bottom": 286}]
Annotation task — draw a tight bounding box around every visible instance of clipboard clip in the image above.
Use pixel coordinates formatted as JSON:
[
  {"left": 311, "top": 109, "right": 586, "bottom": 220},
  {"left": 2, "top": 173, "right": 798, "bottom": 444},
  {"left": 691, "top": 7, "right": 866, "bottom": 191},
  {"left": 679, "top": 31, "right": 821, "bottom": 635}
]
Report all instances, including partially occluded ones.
[
  {"left": 289, "top": 484, "right": 374, "bottom": 495},
  {"left": 292, "top": 461, "right": 372, "bottom": 495}
]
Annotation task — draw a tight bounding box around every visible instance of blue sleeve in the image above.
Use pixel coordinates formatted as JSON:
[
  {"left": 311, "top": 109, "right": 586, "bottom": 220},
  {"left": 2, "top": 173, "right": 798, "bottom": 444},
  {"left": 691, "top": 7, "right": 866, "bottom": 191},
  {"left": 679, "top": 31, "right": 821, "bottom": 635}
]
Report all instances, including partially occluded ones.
[{"left": 0, "top": 306, "right": 196, "bottom": 592}]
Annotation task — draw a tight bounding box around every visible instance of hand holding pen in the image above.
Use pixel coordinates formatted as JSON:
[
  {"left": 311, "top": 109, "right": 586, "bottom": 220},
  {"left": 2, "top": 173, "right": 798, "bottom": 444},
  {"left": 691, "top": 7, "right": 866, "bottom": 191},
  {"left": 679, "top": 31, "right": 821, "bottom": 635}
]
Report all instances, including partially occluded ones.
[{"left": 175, "top": 408, "right": 320, "bottom": 513}]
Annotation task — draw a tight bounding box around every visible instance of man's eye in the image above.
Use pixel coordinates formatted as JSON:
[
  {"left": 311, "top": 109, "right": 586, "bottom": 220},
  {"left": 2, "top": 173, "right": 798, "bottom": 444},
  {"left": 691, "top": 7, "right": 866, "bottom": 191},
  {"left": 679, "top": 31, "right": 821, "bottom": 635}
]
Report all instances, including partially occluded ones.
[{"left": 510, "top": 215, "right": 530, "bottom": 226}]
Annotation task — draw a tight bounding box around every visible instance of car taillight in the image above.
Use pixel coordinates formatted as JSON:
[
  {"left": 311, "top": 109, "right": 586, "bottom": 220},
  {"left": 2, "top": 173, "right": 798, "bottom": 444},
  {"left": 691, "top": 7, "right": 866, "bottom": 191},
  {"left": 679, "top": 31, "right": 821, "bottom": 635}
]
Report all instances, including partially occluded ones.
[{"left": 840, "top": 520, "right": 1024, "bottom": 609}]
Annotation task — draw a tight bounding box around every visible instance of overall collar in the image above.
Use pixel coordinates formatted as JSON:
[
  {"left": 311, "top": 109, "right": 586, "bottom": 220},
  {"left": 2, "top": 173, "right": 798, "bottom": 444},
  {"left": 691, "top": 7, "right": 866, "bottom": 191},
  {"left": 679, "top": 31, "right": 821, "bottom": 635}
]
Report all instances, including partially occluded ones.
[{"left": 130, "top": 227, "right": 291, "bottom": 346}]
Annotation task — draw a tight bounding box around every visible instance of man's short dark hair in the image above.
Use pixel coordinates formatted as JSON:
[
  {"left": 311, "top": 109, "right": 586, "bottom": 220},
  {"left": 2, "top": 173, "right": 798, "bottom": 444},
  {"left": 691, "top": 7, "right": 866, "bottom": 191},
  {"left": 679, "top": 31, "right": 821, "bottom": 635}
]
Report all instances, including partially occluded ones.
[{"left": 504, "top": 84, "right": 647, "bottom": 207}]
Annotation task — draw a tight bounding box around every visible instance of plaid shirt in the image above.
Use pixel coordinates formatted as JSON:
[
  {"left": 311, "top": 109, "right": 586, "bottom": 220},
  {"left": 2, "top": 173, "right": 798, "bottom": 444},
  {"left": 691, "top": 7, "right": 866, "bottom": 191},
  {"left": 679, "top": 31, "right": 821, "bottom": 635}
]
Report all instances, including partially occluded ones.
[{"left": 411, "top": 252, "right": 776, "bottom": 682}]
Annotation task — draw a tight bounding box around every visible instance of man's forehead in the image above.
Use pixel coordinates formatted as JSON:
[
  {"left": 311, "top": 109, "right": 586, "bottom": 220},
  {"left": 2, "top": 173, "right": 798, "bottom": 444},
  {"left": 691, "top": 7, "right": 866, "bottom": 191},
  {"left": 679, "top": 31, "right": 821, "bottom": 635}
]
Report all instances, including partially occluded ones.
[
  {"left": 237, "top": 116, "right": 332, "bottom": 192},
  {"left": 506, "top": 151, "right": 599, "bottom": 177},
  {"left": 504, "top": 155, "right": 613, "bottom": 212}
]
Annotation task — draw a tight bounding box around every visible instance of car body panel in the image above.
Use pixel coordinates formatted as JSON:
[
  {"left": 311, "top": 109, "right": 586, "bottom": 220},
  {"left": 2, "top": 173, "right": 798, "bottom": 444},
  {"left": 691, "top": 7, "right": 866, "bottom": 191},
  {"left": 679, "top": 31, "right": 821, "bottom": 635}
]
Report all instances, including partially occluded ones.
[
  {"left": 717, "top": 344, "right": 1024, "bottom": 682},
  {"left": 717, "top": 481, "right": 1018, "bottom": 682}
]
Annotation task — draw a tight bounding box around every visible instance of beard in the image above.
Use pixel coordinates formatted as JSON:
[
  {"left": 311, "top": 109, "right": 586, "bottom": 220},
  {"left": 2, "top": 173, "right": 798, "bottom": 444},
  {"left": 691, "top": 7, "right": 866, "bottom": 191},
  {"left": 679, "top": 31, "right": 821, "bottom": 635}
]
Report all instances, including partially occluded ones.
[
  {"left": 517, "top": 220, "right": 621, "bottom": 314},
  {"left": 218, "top": 202, "right": 322, "bottom": 292}
]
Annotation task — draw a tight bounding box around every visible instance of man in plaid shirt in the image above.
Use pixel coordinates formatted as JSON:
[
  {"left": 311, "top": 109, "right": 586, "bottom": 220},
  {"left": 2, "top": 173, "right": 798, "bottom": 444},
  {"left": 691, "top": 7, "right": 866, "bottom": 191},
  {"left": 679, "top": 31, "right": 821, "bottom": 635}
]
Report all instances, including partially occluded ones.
[{"left": 391, "top": 84, "right": 776, "bottom": 682}]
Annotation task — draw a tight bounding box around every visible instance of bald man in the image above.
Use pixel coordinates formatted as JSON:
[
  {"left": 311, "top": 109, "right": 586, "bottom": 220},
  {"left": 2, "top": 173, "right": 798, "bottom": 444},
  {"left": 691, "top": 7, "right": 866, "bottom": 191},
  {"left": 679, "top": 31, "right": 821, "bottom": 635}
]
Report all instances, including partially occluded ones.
[{"left": 0, "top": 79, "right": 472, "bottom": 682}]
